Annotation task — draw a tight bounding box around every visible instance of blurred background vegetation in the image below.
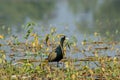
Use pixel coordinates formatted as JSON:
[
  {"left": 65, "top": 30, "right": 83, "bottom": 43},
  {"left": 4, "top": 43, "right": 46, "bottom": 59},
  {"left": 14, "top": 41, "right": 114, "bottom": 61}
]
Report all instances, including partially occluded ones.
[{"left": 0, "top": 0, "right": 120, "bottom": 40}]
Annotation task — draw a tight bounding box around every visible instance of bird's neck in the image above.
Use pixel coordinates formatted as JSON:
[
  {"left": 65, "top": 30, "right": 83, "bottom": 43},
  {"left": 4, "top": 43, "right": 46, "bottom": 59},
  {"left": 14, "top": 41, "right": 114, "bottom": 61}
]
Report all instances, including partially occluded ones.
[{"left": 60, "top": 40, "right": 64, "bottom": 47}]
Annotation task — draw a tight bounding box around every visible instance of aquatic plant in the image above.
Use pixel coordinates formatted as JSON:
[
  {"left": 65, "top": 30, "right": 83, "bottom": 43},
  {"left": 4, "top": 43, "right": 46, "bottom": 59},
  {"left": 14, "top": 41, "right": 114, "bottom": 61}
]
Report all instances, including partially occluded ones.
[{"left": 0, "top": 23, "right": 120, "bottom": 80}]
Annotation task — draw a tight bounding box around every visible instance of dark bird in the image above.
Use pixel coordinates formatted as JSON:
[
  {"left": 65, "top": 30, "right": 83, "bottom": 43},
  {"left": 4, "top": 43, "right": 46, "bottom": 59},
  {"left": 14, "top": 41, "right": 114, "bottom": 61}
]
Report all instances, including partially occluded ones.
[{"left": 47, "top": 35, "right": 67, "bottom": 66}]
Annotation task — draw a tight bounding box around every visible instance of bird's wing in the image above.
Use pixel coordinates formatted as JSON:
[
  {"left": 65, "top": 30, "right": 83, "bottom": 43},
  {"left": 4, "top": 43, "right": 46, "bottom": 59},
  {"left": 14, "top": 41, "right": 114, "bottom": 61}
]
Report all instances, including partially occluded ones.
[{"left": 48, "top": 52, "right": 57, "bottom": 61}]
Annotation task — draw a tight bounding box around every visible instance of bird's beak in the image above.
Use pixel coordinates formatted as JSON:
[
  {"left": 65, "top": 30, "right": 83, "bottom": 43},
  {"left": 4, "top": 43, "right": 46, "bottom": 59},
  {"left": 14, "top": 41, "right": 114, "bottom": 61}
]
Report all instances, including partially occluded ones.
[
  {"left": 66, "top": 37, "right": 69, "bottom": 40},
  {"left": 65, "top": 37, "right": 70, "bottom": 49}
]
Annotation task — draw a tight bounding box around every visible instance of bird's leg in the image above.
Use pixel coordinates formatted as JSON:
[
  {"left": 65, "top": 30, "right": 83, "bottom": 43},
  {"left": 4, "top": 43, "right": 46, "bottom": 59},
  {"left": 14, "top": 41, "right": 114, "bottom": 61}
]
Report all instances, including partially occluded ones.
[{"left": 57, "top": 62, "right": 59, "bottom": 67}]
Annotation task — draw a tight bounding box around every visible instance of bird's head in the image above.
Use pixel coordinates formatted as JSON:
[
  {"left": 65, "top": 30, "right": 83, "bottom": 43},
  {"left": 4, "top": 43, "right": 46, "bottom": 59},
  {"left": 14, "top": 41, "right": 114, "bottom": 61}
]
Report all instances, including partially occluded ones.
[
  {"left": 60, "top": 35, "right": 69, "bottom": 42},
  {"left": 60, "top": 35, "right": 69, "bottom": 47}
]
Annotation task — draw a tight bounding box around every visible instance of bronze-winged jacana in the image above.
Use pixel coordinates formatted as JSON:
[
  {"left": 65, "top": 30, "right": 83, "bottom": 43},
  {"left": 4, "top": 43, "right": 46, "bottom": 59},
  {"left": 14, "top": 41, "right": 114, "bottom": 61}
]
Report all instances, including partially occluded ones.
[{"left": 47, "top": 35, "right": 68, "bottom": 67}]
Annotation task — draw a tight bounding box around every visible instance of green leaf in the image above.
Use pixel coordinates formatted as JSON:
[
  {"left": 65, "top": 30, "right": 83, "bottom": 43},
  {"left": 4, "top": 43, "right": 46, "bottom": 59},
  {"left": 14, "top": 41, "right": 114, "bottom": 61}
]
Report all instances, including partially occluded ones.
[{"left": 0, "top": 58, "right": 2, "bottom": 63}]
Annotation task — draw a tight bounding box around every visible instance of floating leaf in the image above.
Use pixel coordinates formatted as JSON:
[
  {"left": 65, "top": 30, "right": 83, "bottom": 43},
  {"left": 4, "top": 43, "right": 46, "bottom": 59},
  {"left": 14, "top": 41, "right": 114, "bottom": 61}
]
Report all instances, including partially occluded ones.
[
  {"left": 65, "top": 62, "right": 69, "bottom": 68},
  {"left": 81, "top": 40, "right": 86, "bottom": 45},
  {"left": 50, "top": 27, "right": 56, "bottom": 35},
  {"left": 94, "top": 32, "right": 99, "bottom": 36},
  {"left": 0, "top": 58, "right": 2, "bottom": 63},
  {"left": 2, "top": 54, "right": 6, "bottom": 59},
  {"left": 102, "top": 68, "right": 105, "bottom": 72},
  {"left": 71, "top": 74, "right": 76, "bottom": 80},
  {"left": 0, "top": 35, "right": 4, "bottom": 39},
  {"left": 89, "top": 69, "right": 94, "bottom": 75}
]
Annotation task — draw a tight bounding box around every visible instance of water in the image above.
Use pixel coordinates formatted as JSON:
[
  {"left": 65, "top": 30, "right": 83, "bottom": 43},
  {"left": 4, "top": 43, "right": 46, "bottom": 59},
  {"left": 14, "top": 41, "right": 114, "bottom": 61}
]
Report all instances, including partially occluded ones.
[{"left": 0, "top": 0, "right": 120, "bottom": 39}]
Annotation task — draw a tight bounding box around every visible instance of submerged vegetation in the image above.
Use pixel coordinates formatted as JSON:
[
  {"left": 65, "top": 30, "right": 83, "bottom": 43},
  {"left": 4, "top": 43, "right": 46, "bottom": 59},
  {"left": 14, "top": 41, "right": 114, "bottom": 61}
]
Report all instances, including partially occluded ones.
[{"left": 0, "top": 23, "right": 120, "bottom": 80}]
